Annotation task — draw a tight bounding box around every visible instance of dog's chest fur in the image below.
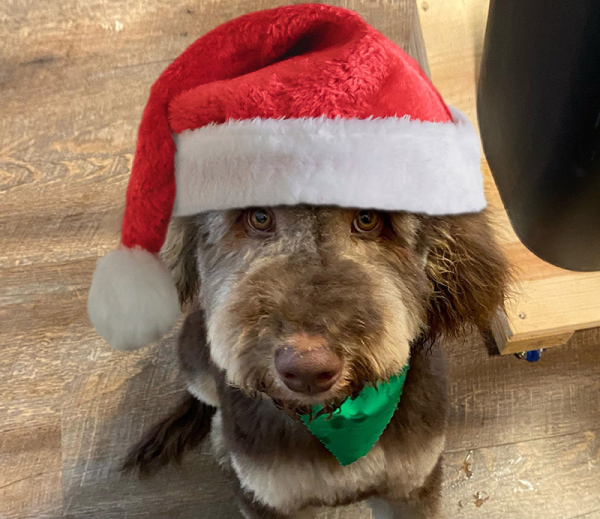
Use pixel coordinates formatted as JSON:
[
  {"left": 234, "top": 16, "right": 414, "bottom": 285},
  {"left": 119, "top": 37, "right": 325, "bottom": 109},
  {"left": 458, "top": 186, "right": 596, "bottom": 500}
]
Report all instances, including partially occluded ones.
[{"left": 212, "top": 346, "right": 448, "bottom": 513}]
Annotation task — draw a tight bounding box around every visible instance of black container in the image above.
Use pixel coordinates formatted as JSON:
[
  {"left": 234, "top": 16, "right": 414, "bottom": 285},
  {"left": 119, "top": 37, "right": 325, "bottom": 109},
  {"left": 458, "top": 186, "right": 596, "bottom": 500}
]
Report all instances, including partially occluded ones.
[{"left": 478, "top": 0, "right": 600, "bottom": 271}]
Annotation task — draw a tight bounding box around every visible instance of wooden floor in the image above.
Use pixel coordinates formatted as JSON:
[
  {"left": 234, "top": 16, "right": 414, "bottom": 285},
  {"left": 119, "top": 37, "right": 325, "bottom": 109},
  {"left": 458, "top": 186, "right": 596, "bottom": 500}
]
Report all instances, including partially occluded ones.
[{"left": 1, "top": 1, "right": 599, "bottom": 518}]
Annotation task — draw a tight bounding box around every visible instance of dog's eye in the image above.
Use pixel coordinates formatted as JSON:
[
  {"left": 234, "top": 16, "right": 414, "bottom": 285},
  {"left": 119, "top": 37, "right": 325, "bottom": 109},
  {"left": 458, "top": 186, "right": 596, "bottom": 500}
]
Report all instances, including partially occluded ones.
[
  {"left": 246, "top": 208, "right": 275, "bottom": 233},
  {"left": 352, "top": 210, "right": 382, "bottom": 235}
]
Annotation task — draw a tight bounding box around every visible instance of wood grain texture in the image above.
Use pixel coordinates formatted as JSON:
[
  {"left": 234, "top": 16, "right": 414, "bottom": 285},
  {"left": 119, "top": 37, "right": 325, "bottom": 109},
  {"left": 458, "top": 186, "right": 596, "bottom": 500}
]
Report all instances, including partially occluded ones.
[
  {"left": 497, "top": 331, "right": 575, "bottom": 356},
  {"left": 0, "top": 1, "right": 417, "bottom": 518},
  {"left": 491, "top": 312, "right": 576, "bottom": 355},
  {"left": 1, "top": 1, "right": 599, "bottom": 519},
  {"left": 442, "top": 430, "right": 600, "bottom": 519},
  {"left": 446, "top": 327, "right": 600, "bottom": 452},
  {"left": 418, "top": 0, "right": 600, "bottom": 347}
]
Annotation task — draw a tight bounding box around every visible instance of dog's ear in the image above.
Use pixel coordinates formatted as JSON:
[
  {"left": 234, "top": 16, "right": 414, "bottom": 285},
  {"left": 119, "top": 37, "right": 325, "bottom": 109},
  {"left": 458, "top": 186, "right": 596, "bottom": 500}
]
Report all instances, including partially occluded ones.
[
  {"left": 161, "top": 216, "right": 200, "bottom": 308},
  {"left": 424, "top": 211, "right": 511, "bottom": 341}
]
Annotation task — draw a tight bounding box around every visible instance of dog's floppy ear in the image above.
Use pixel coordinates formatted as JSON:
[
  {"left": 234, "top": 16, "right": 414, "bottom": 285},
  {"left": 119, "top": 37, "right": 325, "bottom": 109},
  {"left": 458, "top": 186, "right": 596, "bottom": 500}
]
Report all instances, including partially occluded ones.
[
  {"left": 424, "top": 211, "right": 511, "bottom": 342},
  {"left": 161, "top": 216, "right": 200, "bottom": 308}
]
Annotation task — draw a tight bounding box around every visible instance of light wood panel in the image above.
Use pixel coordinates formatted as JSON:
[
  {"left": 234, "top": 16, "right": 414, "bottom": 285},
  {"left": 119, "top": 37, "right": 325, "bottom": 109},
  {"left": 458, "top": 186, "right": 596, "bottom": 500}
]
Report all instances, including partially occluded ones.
[{"left": 419, "top": 0, "right": 600, "bottom": 353}]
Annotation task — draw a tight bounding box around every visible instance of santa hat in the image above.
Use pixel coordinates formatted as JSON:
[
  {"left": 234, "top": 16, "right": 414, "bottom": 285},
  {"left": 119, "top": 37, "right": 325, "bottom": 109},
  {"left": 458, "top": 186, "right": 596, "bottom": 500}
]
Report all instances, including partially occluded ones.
[{"left": 88, "top": 4, "right": 486, "bottom": 351}]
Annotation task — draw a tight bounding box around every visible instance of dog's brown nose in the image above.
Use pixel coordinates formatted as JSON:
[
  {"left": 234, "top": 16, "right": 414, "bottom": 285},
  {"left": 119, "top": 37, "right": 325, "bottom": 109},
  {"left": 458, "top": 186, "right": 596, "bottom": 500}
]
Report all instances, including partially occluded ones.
[{"left": 275, "top": 343, "right": 343, "bottom": 395}]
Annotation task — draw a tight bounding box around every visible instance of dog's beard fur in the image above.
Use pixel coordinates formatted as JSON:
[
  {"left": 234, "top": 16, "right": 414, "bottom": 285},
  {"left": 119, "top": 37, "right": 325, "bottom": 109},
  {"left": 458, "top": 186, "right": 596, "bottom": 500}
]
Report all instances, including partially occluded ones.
[
  {"left": 205, "top": 251, "right": 422, "bottom": 413},
  {"left": 216, "top": 339, "right": 392, "bottom": 420},
  {"left": 235, "top": 357, "right": 381, "bottom": 420},
  {"left": 163, "top": 206, "right": 510, "bottom": 414}
]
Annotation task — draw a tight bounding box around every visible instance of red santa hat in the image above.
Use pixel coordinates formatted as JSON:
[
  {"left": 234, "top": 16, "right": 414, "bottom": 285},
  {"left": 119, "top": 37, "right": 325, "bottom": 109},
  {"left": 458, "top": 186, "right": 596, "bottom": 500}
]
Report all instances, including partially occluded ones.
[{"left": 88, "top": 4, "right": 486, "bottom": 351}]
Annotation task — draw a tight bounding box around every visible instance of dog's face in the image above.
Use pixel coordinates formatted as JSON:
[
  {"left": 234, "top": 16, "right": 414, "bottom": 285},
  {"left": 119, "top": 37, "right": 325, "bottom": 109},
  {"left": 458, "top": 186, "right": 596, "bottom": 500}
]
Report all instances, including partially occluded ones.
[
  {"left": 196, "top": 207, "right": 428, "bottom": 410},
  {"left": 165, "top": 206, "right": 508, "bottom": 414}
]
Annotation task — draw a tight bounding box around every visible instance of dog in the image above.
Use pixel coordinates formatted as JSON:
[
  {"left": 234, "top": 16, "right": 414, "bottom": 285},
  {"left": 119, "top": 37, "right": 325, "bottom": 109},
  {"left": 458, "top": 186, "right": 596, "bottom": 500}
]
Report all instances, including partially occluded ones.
[{"left": 123, "top": 206, "right": 509, "bottom": 518}]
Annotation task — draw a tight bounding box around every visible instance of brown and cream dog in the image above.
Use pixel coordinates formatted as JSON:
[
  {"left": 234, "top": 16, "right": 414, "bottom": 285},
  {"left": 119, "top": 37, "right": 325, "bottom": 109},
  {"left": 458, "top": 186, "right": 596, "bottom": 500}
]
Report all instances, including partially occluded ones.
[{"left": 124, "top": 206, "right": 509, "bottom": 519}]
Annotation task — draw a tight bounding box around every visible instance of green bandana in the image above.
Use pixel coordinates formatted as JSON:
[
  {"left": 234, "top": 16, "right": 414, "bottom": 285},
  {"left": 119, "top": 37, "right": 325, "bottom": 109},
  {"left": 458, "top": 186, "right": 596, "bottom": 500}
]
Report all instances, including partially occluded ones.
[{"left": 300, "top": 365, "right": 409, "bottom": 466}]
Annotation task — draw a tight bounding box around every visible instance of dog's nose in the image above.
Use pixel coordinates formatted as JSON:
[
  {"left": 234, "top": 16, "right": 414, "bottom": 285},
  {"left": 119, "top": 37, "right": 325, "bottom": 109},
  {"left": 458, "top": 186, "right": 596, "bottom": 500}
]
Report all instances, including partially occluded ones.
[{"left": 275, "top": 344, "right": 343, "bottom": 395}]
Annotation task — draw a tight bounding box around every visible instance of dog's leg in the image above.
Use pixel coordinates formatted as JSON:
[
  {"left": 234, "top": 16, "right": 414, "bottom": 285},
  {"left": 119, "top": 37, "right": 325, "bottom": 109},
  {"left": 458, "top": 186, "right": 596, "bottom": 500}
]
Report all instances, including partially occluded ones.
[
  {"left": 369, "top": 497, "right": 436, "bottom": 519},
  {"left": 231, "top": 473, "right": 318, "bottom": 519},
  {"left": 178, "top": 309, "right": 220, "bottom": 407},
  {"left": 376, "top": 500, "right": 422, "bottom": 519},
  {"left": 378, "top": 458, "right": 443, "bottom": 519},
  {"left": 231, "top": 476, "right": 290, "bottom": 519},
  {"left": 239, "top": 498, "right": 318, "bottom": 519},
  {"left": 122, "top": 393, "right": 216, "bottom": 476},
  {"left": 403, "top": 457, "right": 443, "bottom": 519},
  {"left": 238, "top": 500, "right": 289, "bottom": 519},
  {"left": 366, "top": 498, "right": 394, "bottom": 519}
]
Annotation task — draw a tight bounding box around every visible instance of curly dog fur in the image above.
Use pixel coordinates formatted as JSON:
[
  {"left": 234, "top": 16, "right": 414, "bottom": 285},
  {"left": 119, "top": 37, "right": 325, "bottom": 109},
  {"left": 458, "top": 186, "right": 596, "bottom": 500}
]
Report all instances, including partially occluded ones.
[{"left": 124, "top": 206, "right": 509, "bottom": 518}]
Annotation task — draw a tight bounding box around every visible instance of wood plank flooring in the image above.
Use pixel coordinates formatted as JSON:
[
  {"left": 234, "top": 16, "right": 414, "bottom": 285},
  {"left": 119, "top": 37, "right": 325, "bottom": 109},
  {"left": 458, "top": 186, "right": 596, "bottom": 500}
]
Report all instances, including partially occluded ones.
[{"left": 1, "top": 0, "right": 599, "bottom": 518}]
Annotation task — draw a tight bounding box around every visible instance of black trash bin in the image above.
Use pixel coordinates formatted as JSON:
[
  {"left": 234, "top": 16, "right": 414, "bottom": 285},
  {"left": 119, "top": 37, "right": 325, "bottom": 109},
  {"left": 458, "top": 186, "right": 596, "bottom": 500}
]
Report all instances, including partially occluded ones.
[{"left": 478, "top": 0, "right": 600, "bottom": 271}]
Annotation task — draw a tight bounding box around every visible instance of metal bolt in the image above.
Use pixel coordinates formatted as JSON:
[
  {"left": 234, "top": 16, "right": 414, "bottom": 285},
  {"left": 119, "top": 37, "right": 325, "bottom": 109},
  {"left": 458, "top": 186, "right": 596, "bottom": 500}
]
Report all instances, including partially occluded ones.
[{"left": 518, "top": 312, "right": 527, "bottom": 320}]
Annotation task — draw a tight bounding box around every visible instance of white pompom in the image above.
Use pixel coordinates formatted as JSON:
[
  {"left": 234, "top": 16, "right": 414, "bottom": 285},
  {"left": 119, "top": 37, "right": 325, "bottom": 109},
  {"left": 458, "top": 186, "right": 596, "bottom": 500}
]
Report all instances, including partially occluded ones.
[{"left": 88, "top": 247, "right": 181, "bottom": 351}]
